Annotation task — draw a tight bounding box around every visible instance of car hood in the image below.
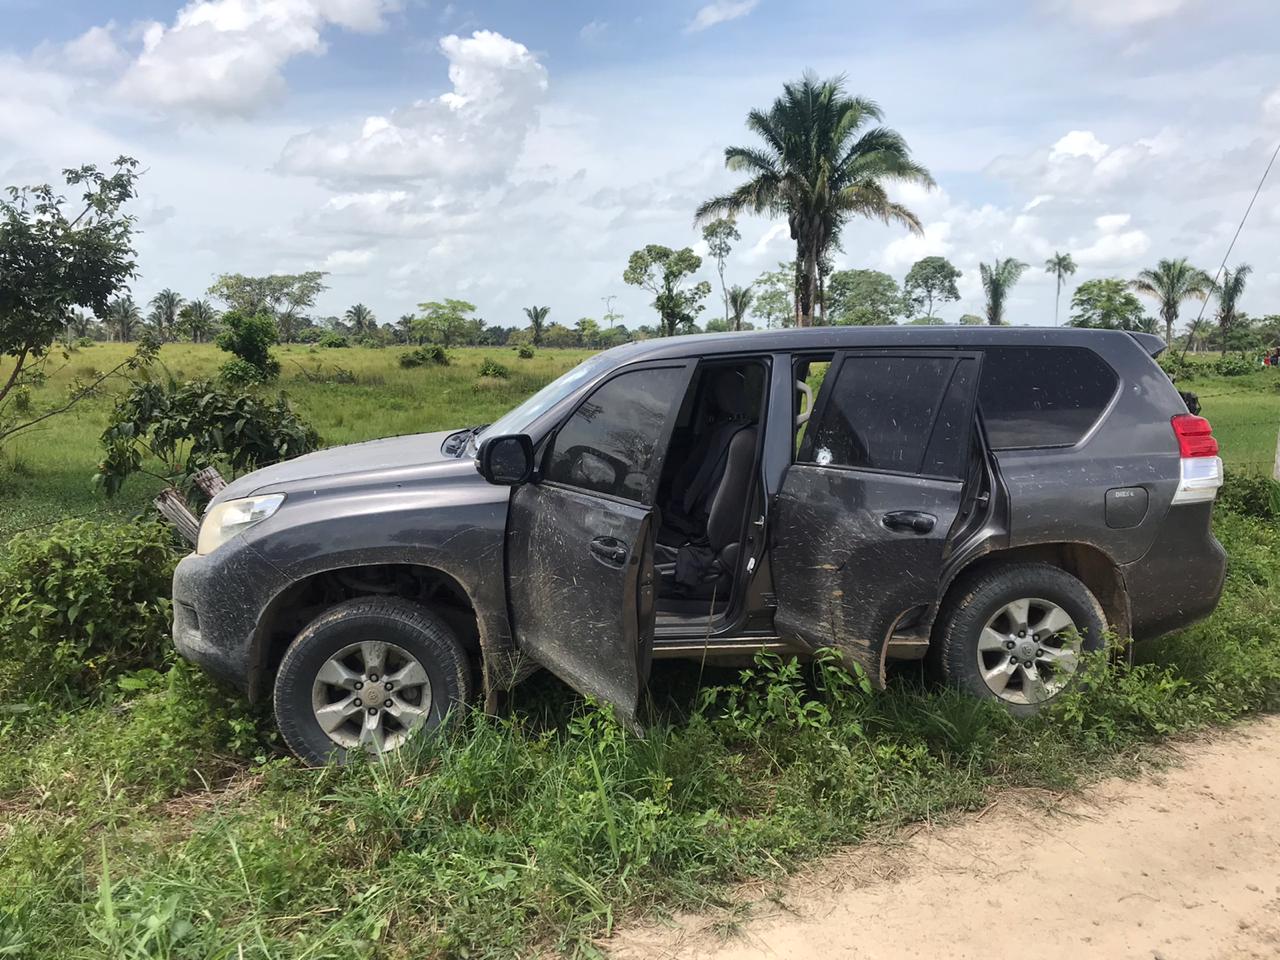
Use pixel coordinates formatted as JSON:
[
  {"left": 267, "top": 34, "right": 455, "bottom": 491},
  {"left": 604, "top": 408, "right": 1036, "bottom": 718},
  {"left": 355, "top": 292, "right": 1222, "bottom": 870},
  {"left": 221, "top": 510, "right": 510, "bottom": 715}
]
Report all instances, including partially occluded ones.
[{"left": 213, "top": 428, "right": 466, "bottom": 504}]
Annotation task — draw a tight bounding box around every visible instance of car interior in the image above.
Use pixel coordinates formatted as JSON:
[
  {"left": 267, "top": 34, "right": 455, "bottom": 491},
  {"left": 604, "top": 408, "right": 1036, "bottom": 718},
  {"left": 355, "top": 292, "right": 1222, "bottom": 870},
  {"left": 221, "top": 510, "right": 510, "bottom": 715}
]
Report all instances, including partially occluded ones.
[{"left": 653, "top": 359, "right": 767, "bottom": 620}]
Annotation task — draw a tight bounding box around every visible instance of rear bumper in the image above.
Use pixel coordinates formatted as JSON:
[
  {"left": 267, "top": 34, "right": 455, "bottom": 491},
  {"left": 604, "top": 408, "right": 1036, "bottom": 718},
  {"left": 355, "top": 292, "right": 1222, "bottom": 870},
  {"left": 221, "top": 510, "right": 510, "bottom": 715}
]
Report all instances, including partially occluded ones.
[
  {"left": 172, "top": 540, "right": 290, "bottom": 700},
  {"left": 1121, "top": 502, "right": 1227, "bottom": 641}
]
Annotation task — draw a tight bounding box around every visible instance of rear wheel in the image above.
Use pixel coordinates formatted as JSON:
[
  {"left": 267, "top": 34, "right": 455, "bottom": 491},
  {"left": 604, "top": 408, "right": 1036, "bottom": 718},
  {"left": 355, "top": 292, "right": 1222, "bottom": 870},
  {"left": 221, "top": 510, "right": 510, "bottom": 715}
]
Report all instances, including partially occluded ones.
[
  {"left": 934, "top": 563, "right": 1106, "bottom": 716},
  {"left": 273, "top": 597, "right": 472, "bottom": 765}
]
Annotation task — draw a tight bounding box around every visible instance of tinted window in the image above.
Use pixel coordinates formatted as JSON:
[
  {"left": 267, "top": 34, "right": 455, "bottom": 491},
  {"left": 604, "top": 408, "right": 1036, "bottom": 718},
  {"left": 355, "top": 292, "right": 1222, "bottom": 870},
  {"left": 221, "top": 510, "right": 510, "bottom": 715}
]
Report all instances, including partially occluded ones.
[
  {"left": 546, "top": 366, "right": 684, "bottom": 503},
  {"left": 806, "top": 355, "right": 953, "bottom": 473},
  {"left": 978, "top": 347, "right": 1118, "bottom": 449}
]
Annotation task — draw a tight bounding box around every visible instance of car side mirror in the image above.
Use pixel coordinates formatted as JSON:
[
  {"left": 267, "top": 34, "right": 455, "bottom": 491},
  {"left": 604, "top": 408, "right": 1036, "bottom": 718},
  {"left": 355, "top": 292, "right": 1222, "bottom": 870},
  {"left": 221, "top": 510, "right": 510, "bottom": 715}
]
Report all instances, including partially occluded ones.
[{"left": 476, "top": 434, "right": 534, "bottom": 486}]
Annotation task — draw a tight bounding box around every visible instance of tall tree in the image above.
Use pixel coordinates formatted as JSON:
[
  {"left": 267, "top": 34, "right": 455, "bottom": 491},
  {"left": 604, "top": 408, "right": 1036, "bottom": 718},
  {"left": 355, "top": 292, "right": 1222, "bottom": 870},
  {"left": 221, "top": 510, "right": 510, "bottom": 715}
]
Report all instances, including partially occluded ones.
[
  {"left": 727, "top": 284, "right": 754, "bottom": 331},
  {"left": 701, "top": 217, "right": 740, "bottom": 324},
  {"left": 1068, "top": 278, "right": 1151, "bottom": 331},
  {"left": 207, "top": 272, "right": 327, "bottom": 343},
  {"left": 1129, "top": 258, "right": 1211, "bottom": 345},
  {"left": 1043, "top": 252, "right": 1076, "bottom": 327},
  {"left": 178, "top": 299, "right": 218, "bottom": 342},
  {"left": 523, "top": 305, "right": 550, "bottom": 346},
  {"left": 1213, "top": 263, "right": 1252, "bottom": 352},
  {"left": 903, "top": 256, "right": 961, "bottom": 319},
  {"left": 827, "top": 269, "right": 905, "bottom": 325},
  {"left": 980, "top": 257, "right": 1028, "bottom": 326},
  {"left": 415, "top": 299, "right": 477, "bottom": 347},
  {"left": 696, "top": 73, "right": 932, "bottom": 326},
  {"left": 148, "top": 288, "right": 183, "bottom": 341},
  {"left": 623, "top": 244, "right": 711, "bottom": 337},
  {"left": 1, "top": 157, "right": 139, "bottom": 421},
  {"left": 344, "top": 303, "right": 376, "bottom": 335},
  {"left": 104, "top": 296, "right": 142, "bottom": 342},
  {"left": 750, "top": 262, "right": 795, "bottom": 329}
]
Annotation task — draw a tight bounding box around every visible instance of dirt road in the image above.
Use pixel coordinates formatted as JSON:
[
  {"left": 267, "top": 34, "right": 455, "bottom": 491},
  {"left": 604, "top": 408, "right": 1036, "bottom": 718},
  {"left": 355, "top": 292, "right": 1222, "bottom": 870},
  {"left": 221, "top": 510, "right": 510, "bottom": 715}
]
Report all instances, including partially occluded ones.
[{"left": 609, "top": 716, "right": 1280, "bottom": 960}]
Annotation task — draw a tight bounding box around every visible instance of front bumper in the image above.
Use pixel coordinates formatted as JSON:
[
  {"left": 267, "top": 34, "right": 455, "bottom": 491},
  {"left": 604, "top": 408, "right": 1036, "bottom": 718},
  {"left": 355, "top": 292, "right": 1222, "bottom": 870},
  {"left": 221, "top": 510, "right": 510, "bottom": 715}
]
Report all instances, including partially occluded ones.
[
  {"left": 172, "top": 540, "right": 291, "bottom": 700},
  {"left": 1122, "top": 502, "right": 1227, "bottom": 641}
]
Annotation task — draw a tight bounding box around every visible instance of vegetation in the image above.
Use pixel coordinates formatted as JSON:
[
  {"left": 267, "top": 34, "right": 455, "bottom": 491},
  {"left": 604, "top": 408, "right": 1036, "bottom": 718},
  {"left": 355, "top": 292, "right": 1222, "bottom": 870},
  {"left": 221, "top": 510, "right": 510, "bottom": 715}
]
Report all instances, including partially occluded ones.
[
  {"left": 980, "top": 257, "right": 1028, "bottom": 326},
  {"left": 1044, "top": 251, "right": 1077, "bottom": 327},
  {"left": 623, "top": 244, "right": 711, "bottom": 336},
  {"left": 207, "top": 271, "right": 328, "bottom": 343},
  {"left": 903, "top": 255, "right": 961, "bottom": 320},
  {"left": 827, "top": 268, "right": 905, "bottom": 325},
  {"left": 697, "top": 73, "right": 932, "bottom": 326},
  {"left": 1068, "top": 278, "right": 1150, "bottom": 331},
  {"left": 215, "top": 309, "right": 280, "bottom": 382},
  {"left": 1131, "top": 257, "right": 1212, "bottom": 344},
  {"left": 702, "top": 217, "right": 740, "bottom": 325}
]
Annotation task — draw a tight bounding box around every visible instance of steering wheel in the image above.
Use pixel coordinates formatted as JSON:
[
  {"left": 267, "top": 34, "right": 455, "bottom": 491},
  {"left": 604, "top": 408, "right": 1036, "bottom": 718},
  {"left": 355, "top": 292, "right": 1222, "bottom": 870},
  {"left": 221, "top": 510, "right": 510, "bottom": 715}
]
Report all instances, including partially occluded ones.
[{"left": 795, "top": 381, "right": 814, "bottom": 428}]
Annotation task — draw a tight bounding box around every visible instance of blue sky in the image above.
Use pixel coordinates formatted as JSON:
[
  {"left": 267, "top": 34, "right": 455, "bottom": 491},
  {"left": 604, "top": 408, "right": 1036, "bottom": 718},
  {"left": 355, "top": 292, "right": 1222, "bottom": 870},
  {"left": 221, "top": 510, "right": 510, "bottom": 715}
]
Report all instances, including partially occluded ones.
[{"left": 2, "top": 0, "right": 1278, "bottom": 330}]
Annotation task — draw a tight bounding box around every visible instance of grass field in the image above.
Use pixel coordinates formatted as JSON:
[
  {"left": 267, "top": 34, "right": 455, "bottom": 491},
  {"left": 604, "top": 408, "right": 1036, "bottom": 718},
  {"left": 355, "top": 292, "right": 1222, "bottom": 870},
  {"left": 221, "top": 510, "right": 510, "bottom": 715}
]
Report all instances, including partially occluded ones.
[{"left": 1, "top": 341, "right": 1278, "bottom": 959}]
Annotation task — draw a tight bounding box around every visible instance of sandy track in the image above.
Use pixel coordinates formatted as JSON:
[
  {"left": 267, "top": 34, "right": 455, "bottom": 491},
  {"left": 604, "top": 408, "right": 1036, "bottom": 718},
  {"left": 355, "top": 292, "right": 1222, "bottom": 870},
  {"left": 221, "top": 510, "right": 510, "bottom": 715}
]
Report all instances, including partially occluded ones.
[{"left": 608, "top": 716, "right": 1280, "bottom": 960}]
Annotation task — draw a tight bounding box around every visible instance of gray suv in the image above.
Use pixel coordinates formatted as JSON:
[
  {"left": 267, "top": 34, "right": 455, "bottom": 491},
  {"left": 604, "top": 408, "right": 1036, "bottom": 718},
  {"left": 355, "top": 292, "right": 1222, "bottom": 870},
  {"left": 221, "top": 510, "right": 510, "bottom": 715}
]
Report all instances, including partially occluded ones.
[{"left": 173, "top": 327, "right": 1227, "bottom": 763}]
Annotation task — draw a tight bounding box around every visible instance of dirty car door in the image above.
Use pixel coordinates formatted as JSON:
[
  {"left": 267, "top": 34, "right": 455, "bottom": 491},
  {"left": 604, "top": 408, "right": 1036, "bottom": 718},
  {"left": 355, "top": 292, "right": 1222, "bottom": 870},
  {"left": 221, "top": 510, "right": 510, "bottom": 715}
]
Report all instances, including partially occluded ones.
[
  {"left": 506, "top": 362, "right": 691, "bottom": 724},
  {"left": 770, "top": 350, "right": 982, "bottom": 685}
]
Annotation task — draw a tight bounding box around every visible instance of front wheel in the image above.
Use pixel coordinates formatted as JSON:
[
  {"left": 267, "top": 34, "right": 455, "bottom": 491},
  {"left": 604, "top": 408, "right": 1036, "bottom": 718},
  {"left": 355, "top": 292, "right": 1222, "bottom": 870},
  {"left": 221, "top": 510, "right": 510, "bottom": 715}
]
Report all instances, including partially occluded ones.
[
  {"left": 933, "top": 563, "right": 1107, "bottom": 716},
  {"left": 273, "top": 597, "right": 472, "bottom": 765}
]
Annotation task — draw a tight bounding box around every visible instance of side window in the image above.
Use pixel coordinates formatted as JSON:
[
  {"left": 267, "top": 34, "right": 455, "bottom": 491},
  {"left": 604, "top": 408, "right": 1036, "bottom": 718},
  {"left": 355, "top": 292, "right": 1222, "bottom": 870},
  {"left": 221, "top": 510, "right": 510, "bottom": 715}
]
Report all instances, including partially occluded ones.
[
  {"left": 804, "top": 355, "right": 954, "bottom": 474},
  {"left": 978, "top": 347, "right": 1118, "bottom": 449},
  {"left": 545, "top": 366, "right": 685, "bottom": 503}
]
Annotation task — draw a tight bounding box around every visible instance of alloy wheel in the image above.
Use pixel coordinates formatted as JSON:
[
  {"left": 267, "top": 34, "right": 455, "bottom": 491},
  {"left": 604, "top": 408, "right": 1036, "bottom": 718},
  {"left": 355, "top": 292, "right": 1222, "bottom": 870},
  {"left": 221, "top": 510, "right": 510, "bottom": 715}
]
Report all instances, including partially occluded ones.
[
  {"left": 976, "top": 597, "right": 1081, "bottom": 705},
  {"left": 310, "top": 640, "right": 433, "bottom": 753}
]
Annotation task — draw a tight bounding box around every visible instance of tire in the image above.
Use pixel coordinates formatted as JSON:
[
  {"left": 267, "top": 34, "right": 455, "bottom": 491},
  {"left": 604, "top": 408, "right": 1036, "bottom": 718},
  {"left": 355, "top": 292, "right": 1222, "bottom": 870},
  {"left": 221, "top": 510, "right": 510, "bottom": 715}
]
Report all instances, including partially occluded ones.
[
  {"left": 933, "top": 563, "right": 1106, "bottom": 717},
  {"left": 273, "top": 597, "right": 472, "bottom": 765}
]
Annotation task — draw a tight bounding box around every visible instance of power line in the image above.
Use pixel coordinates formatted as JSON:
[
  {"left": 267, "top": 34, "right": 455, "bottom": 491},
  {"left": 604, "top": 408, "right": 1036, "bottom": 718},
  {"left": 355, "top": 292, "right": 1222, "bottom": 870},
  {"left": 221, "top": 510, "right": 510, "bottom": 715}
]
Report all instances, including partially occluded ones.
[{"left": 1179, "top": 138, "right": 1280, "bottom": 361}]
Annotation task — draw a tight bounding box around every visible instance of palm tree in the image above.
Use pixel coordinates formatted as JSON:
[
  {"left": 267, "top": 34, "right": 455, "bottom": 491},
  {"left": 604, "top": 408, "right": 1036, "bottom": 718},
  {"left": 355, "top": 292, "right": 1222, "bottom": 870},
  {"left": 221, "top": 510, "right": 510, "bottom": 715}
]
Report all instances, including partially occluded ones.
[
  {"left": 727, "top": 285, "right": 754, "bottom": 332},
  {"left": 1214, "top": 264, "right": 1252, "bottom": 352},
  {"left": 67, "top": 310, "right": 95, "bottom": 339},
  {"left": 179, "top": 299, "right": 218, "bottom": 343},
  {"left": 1129, "top": 258, "right": 1212, "bottom": 345},
  {"left": 345, "top": 303, "right": 376, "bottom": 336},
  {"left": 104, "top": 297, "right": 142, "bottom": 342},
  {"left": 523, "top": 305, "right": 550, "bottom": 346},
  {"left": 696, "top": 73, "right": 933, "bottom": 326},
  {"left": 148, "top": 288, "right": 183, "bottom": 341},
  {"left": 980, "top": 258, "right": 1028, "bottom": 326},
  {"left": 1043, "top": 252, "right": 1076, "bottom": 326}
]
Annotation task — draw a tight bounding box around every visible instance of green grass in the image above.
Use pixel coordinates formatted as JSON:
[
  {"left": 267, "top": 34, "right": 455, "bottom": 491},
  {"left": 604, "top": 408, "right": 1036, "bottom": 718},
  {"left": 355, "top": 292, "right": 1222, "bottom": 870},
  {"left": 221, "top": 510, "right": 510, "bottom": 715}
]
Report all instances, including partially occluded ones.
[{"left": 0, "top": 344, "right": 1278, "bottom": 958}]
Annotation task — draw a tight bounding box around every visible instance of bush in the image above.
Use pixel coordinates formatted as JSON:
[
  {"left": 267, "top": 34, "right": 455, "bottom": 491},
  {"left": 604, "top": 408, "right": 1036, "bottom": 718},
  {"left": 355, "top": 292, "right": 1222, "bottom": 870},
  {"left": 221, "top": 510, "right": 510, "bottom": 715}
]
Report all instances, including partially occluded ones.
[
  {"left": 1158, "top": 352, "right": 1202, "bottom": 381},
  {"left": 294, "top": 327, "right": 325, "bottom": 344},
  {"left": 0, "top": 519, "right": 176, "bottom": 704},
  {"left": 219, "top": 357, "right": 267, "bottom": 387},
  {"left": 215, "top": 309, "right": 280, "bottom": 381},
  {"left": 478, "top": 357, "right": 510, "bottom": 379},
  {"left": 399, "top": 344, "right": 449, "bottom": 368},
  {"left": 1218, "top": 471, "right": 1280, "bottom": 522},
  {"left": 517, "top": 345, "right": 535, "bottom": 359},
  {"left": 1213, "top": 354, "right": 1254, "bottom": 377},
  {"left": 319, "top": 331, "right": 349, "bottom": 348}
]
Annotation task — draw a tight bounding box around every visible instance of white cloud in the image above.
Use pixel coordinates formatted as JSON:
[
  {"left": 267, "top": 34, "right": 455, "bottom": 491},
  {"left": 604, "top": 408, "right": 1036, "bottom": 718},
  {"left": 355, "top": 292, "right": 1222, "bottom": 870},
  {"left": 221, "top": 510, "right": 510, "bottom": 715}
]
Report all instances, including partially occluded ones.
[
  {"left": 579, "top": 19, "right": 607, "bottom": 41},
  {"left": 318, "top": 247, "right": 375, "bottom": 271},
  {"left": 277, "top": 30, "right": 547, "bottom": 184},
  {"left": 116, "top": 0, "right": 394, "bottom": 116},
  {"left": 1050, "top": 130, "right": 1108, "bottom": 162},
  {"left": 62, "top": 25, "right": 127, "bottom": 72},
  {"left": 1056, "top": 0, "right": 1196, "bottom": 28},
  {"left": 1264, "top": 87, "right": 1280, "bottom": 125},
  {"left": 1074, "top": 213, "right": 1150, "bottom": 266},
  {"left": 882, "top": 221, "right": 953, "bottom": 269},
  {"left": 685, "top": 0, "right": 759, "bottom": 33}
]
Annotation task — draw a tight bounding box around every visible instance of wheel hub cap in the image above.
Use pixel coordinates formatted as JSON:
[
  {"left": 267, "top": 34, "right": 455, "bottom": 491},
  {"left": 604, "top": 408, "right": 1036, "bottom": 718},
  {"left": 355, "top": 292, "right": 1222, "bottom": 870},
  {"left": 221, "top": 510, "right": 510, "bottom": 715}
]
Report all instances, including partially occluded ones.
[
  {"left": 311, "top": 640, "right": 433, "bottom": 754},
  {"left": 976, "top": 597, "right": 1081, "bottom": 706}
]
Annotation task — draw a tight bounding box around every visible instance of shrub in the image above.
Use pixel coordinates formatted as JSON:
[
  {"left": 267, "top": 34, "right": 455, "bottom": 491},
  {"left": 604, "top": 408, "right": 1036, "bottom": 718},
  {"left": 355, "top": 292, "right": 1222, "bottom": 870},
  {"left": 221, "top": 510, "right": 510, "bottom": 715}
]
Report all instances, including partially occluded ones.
[
  {"left": 1213, "top": 354, "right": 1254, "bottom": 377},
  {"left": 478, "top": 357, "right": 510, "bottom": 379},
  {"left": 1158, "top": 352, "right": 1202, "bottom": 381},
  {"left": 96, "top": 378, "right": 321, "bottom": 498},
  {"left": 517, "top": 344, "right": 535, "bottom": 359},
  {"left": 319, "top": 331, "right": 349, "bottom": 348},
  {"left": 294, "top": 327, "right": 325, "bottom": 344},
  {"left": 1218, "top": 471, "right": 1280, "bottom": 522},
  {"left": 219, "top": 357, "right": 267, "bottom": 387},
  {"left": 399, "top": 344, "right": 449, "bottom": 368},
  {"left": 214, "top": 309, "right": 280, "bottom": 381},
  {"left": 0, "top": 519, "right": 176, "bottom": 704}
]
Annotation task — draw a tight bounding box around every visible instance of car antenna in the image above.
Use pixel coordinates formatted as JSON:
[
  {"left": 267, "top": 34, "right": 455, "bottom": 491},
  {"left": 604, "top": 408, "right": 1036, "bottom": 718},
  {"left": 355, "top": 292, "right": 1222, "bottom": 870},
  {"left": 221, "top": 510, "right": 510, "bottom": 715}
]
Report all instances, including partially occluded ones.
[{"left": 1178, "top": 138, "right": 1280, "bottom": 362}]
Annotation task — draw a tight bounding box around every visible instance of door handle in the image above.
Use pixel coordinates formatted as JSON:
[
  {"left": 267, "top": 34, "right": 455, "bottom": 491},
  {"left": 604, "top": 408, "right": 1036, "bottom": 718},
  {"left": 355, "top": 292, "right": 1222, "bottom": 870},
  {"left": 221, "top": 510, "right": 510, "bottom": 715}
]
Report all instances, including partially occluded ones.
[
  {"left": 590, "top": 536, "right": 629, "bottom": 565},
  {"left": 882, "top": 510, "right": 936, "bottom": 534}
]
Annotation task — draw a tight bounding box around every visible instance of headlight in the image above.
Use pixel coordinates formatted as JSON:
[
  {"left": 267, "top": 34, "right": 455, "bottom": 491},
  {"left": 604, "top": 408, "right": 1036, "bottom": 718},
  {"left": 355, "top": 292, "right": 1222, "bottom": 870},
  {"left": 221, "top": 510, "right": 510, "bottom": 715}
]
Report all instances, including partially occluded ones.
[{"left": 197, "top": 494, "right": 285, "bottom": 556}]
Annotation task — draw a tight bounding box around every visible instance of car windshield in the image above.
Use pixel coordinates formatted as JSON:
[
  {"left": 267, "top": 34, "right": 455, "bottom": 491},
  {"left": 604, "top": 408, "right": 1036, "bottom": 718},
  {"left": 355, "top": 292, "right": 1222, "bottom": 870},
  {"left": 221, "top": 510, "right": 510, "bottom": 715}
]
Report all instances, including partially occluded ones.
[{"left": 472, "top": 352, "right": 618, "bottom": 451}]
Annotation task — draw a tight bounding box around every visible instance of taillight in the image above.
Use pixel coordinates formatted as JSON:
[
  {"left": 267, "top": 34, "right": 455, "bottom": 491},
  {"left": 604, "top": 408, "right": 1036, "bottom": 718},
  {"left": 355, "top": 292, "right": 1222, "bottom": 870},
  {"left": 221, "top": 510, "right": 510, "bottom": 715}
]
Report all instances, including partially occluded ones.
[
  {"left": 1171, "top": 414, "right": 1222, "bottom": 504},
  {"left": 1171, "top": 414, "right": 1219, "bottom": 458}
]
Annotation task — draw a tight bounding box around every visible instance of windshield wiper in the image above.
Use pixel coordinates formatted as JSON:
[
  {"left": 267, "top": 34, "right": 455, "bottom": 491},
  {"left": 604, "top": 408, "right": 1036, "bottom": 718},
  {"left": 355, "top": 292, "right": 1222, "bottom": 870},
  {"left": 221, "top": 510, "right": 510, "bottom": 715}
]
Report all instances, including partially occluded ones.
[{"left": 442, "top": 425, "right": 486, "bottom": 458}]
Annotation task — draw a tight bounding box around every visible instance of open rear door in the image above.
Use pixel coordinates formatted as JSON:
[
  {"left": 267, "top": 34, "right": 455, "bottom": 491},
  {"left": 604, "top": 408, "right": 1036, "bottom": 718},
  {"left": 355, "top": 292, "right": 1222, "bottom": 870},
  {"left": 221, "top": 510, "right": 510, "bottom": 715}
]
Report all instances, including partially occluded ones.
[
  {"left": 770, "top": 350, "right": 983, "bottom": 684},
  {"left": 505, "top": 361, "right": 691, "bottom": 726}
]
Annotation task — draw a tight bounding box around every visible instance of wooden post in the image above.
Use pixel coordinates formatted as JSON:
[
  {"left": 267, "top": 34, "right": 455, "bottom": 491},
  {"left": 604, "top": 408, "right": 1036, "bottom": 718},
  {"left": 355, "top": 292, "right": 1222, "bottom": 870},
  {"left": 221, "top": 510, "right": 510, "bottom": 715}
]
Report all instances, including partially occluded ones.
[
  {"left": 155, "top": 487, "right": 200, "bottom": 547},
  {"left": 1273, "top": 428, "right": 1280, "bottom": 483},
  {"left": 191, "top": 466, "right": 227, "bottom": 499}
]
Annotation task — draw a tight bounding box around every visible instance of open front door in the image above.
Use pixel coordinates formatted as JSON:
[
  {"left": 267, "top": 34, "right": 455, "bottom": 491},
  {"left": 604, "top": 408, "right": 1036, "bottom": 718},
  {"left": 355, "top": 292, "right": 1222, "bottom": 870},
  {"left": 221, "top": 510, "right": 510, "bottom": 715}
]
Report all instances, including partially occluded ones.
[
  {"left": 505, "top": 362, "right": 691, "bottom": 725},
  {"left": 770, "top": 350, "right": 983, "bottom": 685}
]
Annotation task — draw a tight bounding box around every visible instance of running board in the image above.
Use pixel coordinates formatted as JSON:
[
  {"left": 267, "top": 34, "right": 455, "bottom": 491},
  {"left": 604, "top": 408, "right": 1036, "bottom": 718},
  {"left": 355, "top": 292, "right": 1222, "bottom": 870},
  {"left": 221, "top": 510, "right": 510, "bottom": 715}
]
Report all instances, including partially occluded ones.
[{"left": 652, "top": 635, "right": 930, "bottom": 660}]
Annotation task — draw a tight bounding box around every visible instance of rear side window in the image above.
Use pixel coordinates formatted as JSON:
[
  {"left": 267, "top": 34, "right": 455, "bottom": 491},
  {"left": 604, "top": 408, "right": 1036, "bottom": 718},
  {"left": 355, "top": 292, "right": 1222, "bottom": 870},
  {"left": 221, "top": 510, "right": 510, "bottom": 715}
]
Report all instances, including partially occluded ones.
[
  {"left": 978, "top": 346, "right": 1118, "bottom": 449},
  {"left": 804, "top": 355, "right": 954, "bottom": 474},
  {"left": 545, "top": 366, "right": 684, "bottom": 503}
]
